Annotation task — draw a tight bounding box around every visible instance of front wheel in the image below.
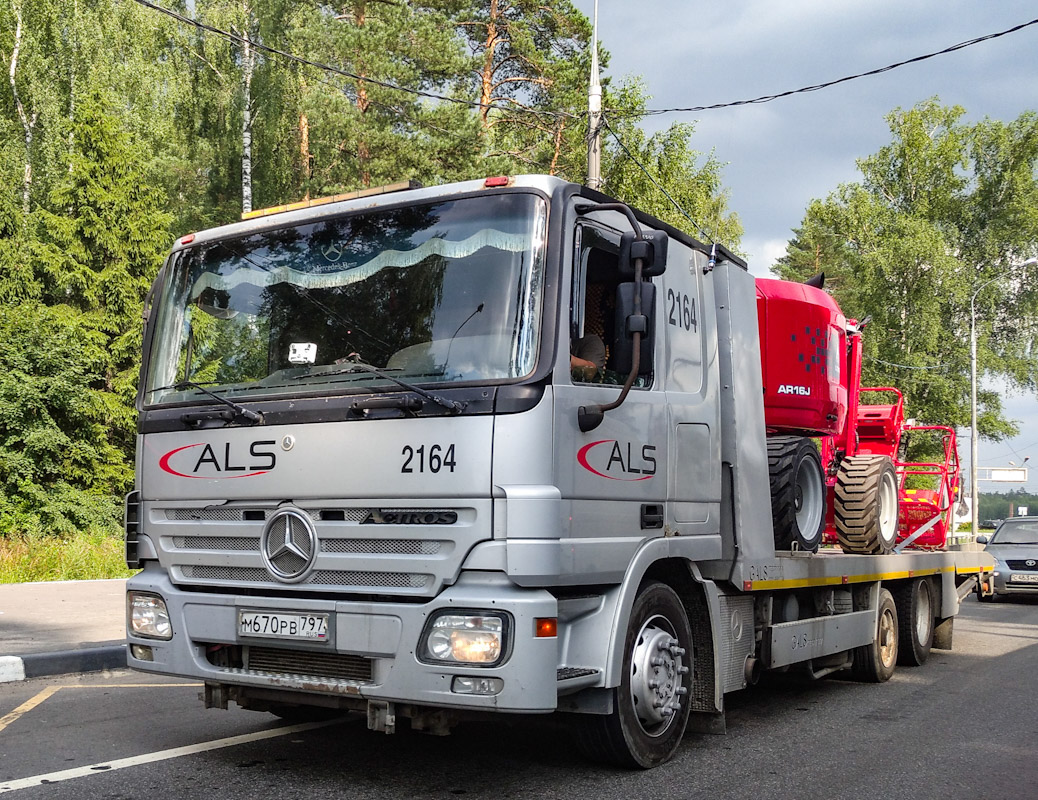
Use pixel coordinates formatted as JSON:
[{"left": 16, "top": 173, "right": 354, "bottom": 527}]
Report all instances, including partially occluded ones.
[{"left": 574, "top": 581, "right": 693, "bottom": 769}]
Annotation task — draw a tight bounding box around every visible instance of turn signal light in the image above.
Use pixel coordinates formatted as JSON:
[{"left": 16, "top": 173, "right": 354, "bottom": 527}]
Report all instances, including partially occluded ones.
[{"left": 535, "top": 618, "right": 557, "bottom": 638}]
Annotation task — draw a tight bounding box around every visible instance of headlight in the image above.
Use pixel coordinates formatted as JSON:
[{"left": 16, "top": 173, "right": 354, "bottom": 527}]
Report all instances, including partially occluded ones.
[
  {"left": 420, "top": 612, "right": 508, "bottom": 666},
  {"left": 128, "top": 592, "right": 172, "bottom": 640}
]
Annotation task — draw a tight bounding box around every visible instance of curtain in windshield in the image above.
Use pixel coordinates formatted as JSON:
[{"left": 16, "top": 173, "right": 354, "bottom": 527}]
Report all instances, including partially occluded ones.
[{"left": 145, "top": 192, "right": 547, "bottom": 405}]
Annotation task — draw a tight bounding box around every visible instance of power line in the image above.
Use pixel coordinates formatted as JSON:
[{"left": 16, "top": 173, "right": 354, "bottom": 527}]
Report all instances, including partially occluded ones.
[
  {"left": 618, "top": 17, "right": 1038, "bottom": 117},
  {"left": 129, "top": 0, "right": 576, "bottom": 119},
  {"left": 867, "top": 357, "right": 955, "bottom": 371},
  {"left": 600, "top": 115, "right": 714, "bottom": 243}
]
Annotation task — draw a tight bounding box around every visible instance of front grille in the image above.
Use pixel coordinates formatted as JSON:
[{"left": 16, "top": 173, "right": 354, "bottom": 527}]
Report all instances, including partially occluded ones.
[
  {"left": 173, "top": 536, "right": 260, "bottom": 551},
  {"left": 157, "top": 503, "right": 473, "bottom": 597},
  {"left": 1006, "top": 560, "right": 1038, "bottom": 571},
  {"left": 171, "top": 536, "right": 443, "bottom": 556},
  {"left": 321, "top": 539, "right": 442, "bottom": 555},
  {"left": 166, "top": 508, "right": 277, "bottom": 521},
  {"left": 205, "top": 645, "right": 374, "bottom": 684},
  {"left": 246, "top": 646, "right": 373, "bottom": 683},
  {"left": 180, "top": 565, "right": 430, "bottom": 589},
  {"left": 310, "top": 570, "right": 428, "bottom": 588}
]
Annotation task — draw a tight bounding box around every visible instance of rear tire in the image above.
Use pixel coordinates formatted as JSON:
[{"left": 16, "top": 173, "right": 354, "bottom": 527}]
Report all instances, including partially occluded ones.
[
  {"left": 767, "top": 436, "right": 825, "bottom": 553},
  {"left": 574, "top": 582, "right": 693, "bottom": 769},
  {"left": 895, "top": 579, "right": 934, "bottom": 666},
  {"left": 834, "top": 455, "right": 899, "bottom": 554},
  {"left": 850, "top": 587, "right": 898, "bottom": 682}
]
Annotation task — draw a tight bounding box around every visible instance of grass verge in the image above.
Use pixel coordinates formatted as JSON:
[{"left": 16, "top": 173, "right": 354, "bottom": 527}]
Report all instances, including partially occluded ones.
[{"left": 0, "top": 529, "right": 136, "bottom": 583}]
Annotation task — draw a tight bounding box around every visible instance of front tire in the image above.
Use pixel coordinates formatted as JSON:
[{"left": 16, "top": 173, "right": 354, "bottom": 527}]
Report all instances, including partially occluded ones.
[
  {"left": 895, "top": 578, "right": 934, "bottom": 666},
  {"left": 834, "top": 455, "right": 899, "bottom": 554},
  {"left": 575, "top": 581, "right": 693, "bottom": 769},
  {"left": 768, "top": 436, "right": 826, "bottom": 553},
  {"left": 850, "top": 587, "right": 898, "bottom": 682}
]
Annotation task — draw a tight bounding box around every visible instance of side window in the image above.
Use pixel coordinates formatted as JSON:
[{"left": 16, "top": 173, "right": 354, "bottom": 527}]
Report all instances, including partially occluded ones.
[{"left": 571, "top": 224, "right": 651, "bottom": 385}]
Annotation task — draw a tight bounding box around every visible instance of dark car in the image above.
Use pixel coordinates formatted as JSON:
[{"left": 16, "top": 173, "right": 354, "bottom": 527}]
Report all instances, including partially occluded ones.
[{"left": 977, "top": 517, "right": 1038, "bottom": 600}]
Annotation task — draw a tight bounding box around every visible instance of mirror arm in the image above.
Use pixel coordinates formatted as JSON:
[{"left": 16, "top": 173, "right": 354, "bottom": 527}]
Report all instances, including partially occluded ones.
[{"left": 578, "top": 256, "right": 645, "bottom": 432}]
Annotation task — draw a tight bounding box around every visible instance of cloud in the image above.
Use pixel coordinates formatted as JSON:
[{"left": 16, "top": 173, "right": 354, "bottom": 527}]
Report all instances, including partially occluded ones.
[{"left": 741, "top": 237, "right": 790, "bottom": 277}]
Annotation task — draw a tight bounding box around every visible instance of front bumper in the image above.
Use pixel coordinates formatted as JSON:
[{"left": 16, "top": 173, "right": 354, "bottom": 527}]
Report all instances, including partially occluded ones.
[
  {"left": 991, "top": 569, "right": 1038, "bottom": 596},
  {"left": 126, "top": 564, "right": 560, "bottom": 712}
]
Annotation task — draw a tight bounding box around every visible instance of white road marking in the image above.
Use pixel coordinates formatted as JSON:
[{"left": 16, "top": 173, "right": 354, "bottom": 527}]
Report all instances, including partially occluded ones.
[{"left": 0, "top": 718, "right": 344, "bottom": 793}]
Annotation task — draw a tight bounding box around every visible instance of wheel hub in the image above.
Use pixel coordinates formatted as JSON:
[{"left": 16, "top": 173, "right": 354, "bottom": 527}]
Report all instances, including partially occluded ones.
[
  {"left": 630, "top": 617, "right": 689, "bottom": 734},
  {"left": 879, "top": 607, "right": 897, "bottom": 668}
]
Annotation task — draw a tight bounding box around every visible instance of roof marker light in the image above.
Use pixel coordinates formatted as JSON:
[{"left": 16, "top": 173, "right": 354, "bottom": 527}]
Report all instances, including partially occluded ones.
[
  {"left": 180, "top": 233, "right": 196, "bottom": 245},
  {"left": 484, "top": 176, "right": 511, "bottom": 188}
]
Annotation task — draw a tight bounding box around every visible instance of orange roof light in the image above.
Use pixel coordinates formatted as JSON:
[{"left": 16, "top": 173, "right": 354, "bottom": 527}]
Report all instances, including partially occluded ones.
[
  {"left": 180, "top": 233, "right": 196, "bottom": 245},
  {"left": 242, "top": 180, "right": 421, "bottom": 221},
  {"left": 484, "top": 176, "right": 511, "bottom": 188}
]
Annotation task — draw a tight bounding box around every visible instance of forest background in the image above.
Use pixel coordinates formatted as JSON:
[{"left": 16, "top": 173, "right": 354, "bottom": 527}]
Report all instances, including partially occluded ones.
[{"left": 1, "top": 0, "right": 1036, "bottom": 576}]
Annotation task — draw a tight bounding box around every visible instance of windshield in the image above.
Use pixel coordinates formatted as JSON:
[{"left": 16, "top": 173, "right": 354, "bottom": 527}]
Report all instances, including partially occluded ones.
[
  {"left": 990, "top": 519, "right": 1038, "bottom": 545},
  {"left": 145, "top": 192, "right": 547, "bottom": 405}
]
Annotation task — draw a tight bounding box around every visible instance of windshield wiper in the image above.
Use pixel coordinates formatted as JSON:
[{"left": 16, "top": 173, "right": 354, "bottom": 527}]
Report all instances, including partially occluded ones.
[
  {"left": 292, "top": 360, "right": 464, "bottom": 414},
  {"left": 149, "top": 380, "right": 264, "bottom": 425}
]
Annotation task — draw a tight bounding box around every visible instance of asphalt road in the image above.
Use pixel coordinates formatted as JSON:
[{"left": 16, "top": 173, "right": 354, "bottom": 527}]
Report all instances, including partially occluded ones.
[{"left": 2, "top": 596, "right": 1036, "bottom": 800}]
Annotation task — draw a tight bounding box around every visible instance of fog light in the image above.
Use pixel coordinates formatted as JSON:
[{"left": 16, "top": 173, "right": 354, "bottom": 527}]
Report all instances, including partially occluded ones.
[
  {"left": 128, "top": 592, "right": 172, "bottom": 640},
  {"left": 130, "top": 644, "right": 154, "bottom": 661},
  {"left": 452, "top": 676, "right": 504, "bottom": 695},
  {"left": 420, "top": 613, "right": 507, "bottom": 666}
]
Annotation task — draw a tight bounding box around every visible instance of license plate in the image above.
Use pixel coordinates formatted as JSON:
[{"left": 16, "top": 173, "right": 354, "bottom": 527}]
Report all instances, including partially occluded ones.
[
  {"left": 239, "top": 610, "right": 329, "bottom": 641},
  {"left": 1010, "top": 573, "right": 1038, "bottom": 584}
]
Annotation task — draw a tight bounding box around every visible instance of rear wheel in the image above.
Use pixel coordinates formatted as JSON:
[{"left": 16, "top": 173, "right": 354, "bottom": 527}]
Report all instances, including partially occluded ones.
[
  {"left": 767, "top": 436, "right": 825, "bottom": 553},
  {"left": 895, "top": 579, "right": 934, "bottom": 666},
  {"left": 575, "top": 582, "right": 693, "bottom": 769},
  {"left": 850, "top": 587, "right": 898, "bottom": 682},
  {"left": 834, "top": 455, "right": 899, "bottom": 554}
]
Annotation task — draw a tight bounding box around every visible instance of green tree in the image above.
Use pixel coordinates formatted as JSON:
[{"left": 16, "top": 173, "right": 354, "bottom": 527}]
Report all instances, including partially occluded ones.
[
  {"left": 777, "top": 99, "right": 1038, "bottom": 440},
  {"left": 35, "top": 89, "right": 172, "bottom": 456},
  {"left": 451, "top": 0, "right": 592, "bottom": 178},
  {"left": 286, "top": 0, "right": 480, "bottom": 196},
  {"left": 600, "top": 80, "right": 742, "bottom": 250},
  {"left": 0, "top": 302, "right": 127, "bottom": 534}
]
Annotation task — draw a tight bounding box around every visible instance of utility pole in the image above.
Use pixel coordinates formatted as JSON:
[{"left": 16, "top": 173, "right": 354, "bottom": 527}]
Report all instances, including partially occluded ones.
[
  {"left": 969, "top": 256, "right": 1038, "bottom": 537},
  {"left": 586, "top": 0, "right": 602, "bottom": 190}
]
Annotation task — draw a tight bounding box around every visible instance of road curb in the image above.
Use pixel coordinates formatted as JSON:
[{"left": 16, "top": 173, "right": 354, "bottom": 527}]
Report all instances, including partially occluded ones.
[{"left": 0, "top": 645, "right": 126, "bottom": 684}]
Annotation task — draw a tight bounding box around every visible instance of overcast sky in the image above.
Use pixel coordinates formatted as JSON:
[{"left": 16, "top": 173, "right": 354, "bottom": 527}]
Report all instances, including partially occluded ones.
[{"left": 571, "top": 0, "right": 1038, "bottom": 494}]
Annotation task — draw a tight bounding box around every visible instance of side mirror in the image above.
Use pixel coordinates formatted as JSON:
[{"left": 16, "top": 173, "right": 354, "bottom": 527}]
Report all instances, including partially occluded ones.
[
  {"left": 977, "top": 535, "right": 990, "bottom": 545},
  {"left": 619, "top": 230, "right": 668, "bottom": 277},
  {"left": 611, "top": 282, "right": 655, "bottom": 377}
]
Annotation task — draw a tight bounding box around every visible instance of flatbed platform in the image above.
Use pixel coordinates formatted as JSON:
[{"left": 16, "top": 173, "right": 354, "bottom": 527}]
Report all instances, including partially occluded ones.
[{"left": 730, "top": 545, "right": 993, "bottom": 592}]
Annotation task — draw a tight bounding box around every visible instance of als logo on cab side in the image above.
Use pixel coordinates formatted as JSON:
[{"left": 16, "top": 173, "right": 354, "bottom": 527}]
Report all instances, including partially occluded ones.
[{"left": 577, "top": 440, "right": 657, "bottom": 481}]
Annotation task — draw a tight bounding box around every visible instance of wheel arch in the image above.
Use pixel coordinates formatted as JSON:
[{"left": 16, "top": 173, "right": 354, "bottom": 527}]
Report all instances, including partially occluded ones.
[{"left": 603, "top": 542, "right": 722, "bottom": 714}]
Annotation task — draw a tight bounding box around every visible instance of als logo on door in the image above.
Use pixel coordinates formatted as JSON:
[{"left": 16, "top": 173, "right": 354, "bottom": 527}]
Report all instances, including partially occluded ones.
[
  {"left": 159, "top": 440, "right": 277, "bottom": 479},
  {"left": 577, "top": 440, "right": 657, "bottom": 481}
]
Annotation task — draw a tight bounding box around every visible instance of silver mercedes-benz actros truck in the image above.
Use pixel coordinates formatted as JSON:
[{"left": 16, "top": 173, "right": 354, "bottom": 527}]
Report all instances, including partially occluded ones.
[{"left": 125, "top": 175, "right": 993, "bottom": 768}]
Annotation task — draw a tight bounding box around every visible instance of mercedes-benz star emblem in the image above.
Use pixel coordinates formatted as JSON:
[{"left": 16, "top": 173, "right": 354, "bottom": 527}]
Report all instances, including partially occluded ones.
[{"left": 261, "top": 508, "right": 318, "bottom": 583}]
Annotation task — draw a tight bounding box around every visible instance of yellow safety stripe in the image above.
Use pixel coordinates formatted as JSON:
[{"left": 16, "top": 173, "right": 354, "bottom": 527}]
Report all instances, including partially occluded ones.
[{"left": 744, "top": 563, "right": 988, "bottom": 591}]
